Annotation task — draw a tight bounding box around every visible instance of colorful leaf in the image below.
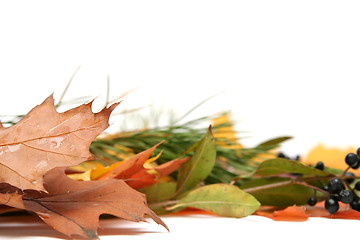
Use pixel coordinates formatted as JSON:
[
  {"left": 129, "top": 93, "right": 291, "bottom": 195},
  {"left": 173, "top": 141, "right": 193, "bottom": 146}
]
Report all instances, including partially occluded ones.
[
  {"left": 125, "top": 156, "right": 190, "bottom": 189},
  {"left": 98, "top": 142, "right": 162, "bottom": 180}
]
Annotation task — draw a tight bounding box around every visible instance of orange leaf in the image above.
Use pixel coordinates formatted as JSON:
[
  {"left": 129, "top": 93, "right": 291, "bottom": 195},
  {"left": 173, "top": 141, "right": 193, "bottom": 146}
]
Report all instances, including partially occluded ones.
[
  {"left": 98, "top": 142, "right": 162, "bottom": 180},
  {"left": 0, "top": 95, "right": 119, "bottom": 191},
  {"left": 154, "top": 156, "right": 191, "bottom": 177},
  {"left": 125, "top": 157, "right": 190, "bottom": 189},
  {"left": 255, "top": 205, "right": 308, "bottom": 221},
  {"left": 125, "top": 170, "right": 157, "bottom": 189},
  {"left": 256, "top": 201, "right": 360, "bottom": 222},
  {"left": 326, "top": 209, "right": 360, "bottom": 220}
]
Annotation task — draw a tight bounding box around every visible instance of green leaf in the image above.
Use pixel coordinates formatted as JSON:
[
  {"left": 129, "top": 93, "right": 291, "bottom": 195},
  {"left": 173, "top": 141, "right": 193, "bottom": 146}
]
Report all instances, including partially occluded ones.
[
  {"left": 139, "top": 182, "right": 177, "bottom": 203},
  {"left": 257, "top": 136, "right": 292, "bottom": 148},
  {"left": 241, "top": 177, "right": 324, "bottom": 206},
  {"left": 241, "top": 178, "right": 307, "bottom": 206},
  {"left": 323, "top": 166, "right": 343, "bottom": 175},
  {"left": 168, "top": 183, "right": 260, "bottom": 217},
  {"left": 175, "top": 126, "right": 216, "bottom": 196},
  {"left": 139, "top": 182, "right": 178, "bottom": 215},
  {"left": 254, "top": 158, "right": 332, "bottom": 177}
]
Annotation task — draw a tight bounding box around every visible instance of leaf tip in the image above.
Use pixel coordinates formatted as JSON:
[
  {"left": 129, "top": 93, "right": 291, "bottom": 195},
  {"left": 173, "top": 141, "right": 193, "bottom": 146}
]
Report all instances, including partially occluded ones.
[{"left": 147, "top": 211, "right": 169, "bottom": 232}]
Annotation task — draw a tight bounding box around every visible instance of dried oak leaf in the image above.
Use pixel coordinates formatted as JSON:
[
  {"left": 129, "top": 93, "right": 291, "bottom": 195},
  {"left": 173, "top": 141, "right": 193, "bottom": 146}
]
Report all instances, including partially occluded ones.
[
  {"left": 3, "top": 167, "right": 168, "bottom": 239},
  {"left": 0, "top": 95, "right": 119, "bottom": 191}
]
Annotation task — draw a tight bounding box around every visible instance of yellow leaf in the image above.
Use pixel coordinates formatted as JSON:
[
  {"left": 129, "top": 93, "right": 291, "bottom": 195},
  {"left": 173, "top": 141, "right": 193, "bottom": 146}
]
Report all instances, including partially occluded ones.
[
  {"left": 67, "top": 170, "right": 92, "bottom": 181},
  {"left": 69, "top": 162, "right": 123, "bottom": 181},
  {"left": 145, "top": 151, "right": 163, "bottom": 166},
  {"left": 90, "top": 162, "right": 123, "bottom": 180}
]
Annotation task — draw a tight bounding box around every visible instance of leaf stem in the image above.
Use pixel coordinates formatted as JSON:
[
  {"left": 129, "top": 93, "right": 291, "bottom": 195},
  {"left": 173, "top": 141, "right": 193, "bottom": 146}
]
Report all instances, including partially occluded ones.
[
  {"left": 148, "top": 200, "right": 179, "bottom": 209},
  {"left": 242, "top": 178, "right": 330, "bottom": 197},
  {"left": 241, "top": 174, "right": 360, "bottom": 195},
  {"left": 341, "top": 166, "right": 351, "bottom": 176}
]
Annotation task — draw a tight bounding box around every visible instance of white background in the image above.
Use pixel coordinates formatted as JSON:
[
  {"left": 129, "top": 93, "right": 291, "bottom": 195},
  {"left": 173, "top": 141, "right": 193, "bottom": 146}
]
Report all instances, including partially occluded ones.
[
  {"left": 0, "top": 1, "right": 360, "bottom": 239},
  {"left": 0, "top": 1, "right": 360, "bottom": 156}
]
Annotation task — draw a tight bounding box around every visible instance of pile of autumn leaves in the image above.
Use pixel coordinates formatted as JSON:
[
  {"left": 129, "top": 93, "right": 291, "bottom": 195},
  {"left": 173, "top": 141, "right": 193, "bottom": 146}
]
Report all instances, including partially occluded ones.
[{"left": 0, "top": 96, "right": 260, "bottom": 239}]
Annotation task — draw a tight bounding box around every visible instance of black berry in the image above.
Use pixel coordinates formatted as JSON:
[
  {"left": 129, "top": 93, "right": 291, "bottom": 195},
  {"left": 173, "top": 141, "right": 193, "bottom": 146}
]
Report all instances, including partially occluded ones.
[
  {"left": 357, "top": 147, "right": 360, "bottom": 156},
  {"left": 315, "top": 161, "right": 324, "bottom": 170},
  {"left": 325, "top": 198, "right": 339, "bottom": 214},
  {"left": 330, "top": 194, "right": 340, "bottom": 202},
  {"left": 352, "top": 160, "right": 360, "bottom": 169},
  {"left": 350, "top": 200, "right": 360, "bottom": 212},
  {"left": 345, "top": 153, "right": 359, "bottom": 167},
  {"left": 307, "top": 196, "right": 317, "bottom": 206},
  {"left": 327, "top": 177, "right": 345, "bottom": 194},
  {"left": 355, "top": 181, "right": 360, "bottom": 191},
  {"left": 338, "top": 190, "right": 354, "bottom": 204},
  {"left": 345, "top": 172, "right": 355, "bottom": 184}
]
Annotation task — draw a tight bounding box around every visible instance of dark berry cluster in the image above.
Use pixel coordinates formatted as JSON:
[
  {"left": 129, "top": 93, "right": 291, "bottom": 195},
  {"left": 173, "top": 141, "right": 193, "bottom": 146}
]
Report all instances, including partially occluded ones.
[{"left": 307, "top": 148, "right": 360, "bottom": 214}]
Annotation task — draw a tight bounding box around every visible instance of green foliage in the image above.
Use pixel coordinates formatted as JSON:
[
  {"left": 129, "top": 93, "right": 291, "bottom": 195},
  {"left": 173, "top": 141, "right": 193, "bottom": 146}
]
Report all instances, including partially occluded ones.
[
  {"left": 256, "top": 136, "right": 293, "bottom": 150},
  {"left": 240, "top": 158, "right": 336, "bottom": 207},
  {"left": 240, "top": 177, "right": 320, "bottom": 206},
  {"left": 168, "top": 183, "right": 260, "bottom": 217},
  {"left": 140, "top": 182, "right": 177, "bottom": 203},
  {"left": 139, "top": 129, "right": 261, "bottom": 218},
  {"left": 176, "top": 126, "right": 216, "bottom": 196},
  {"left": 253, "top": 158, "right": 332, "bottom": 177}
]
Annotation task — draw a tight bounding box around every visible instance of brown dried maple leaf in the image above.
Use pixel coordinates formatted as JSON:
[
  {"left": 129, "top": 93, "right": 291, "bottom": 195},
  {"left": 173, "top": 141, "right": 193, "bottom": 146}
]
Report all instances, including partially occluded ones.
[
  {"left": 1, "top": 168, "right": 168, "bottom": 239},
  {"left": 0, "top": 95, "right": 119, "bottom": 191}
]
